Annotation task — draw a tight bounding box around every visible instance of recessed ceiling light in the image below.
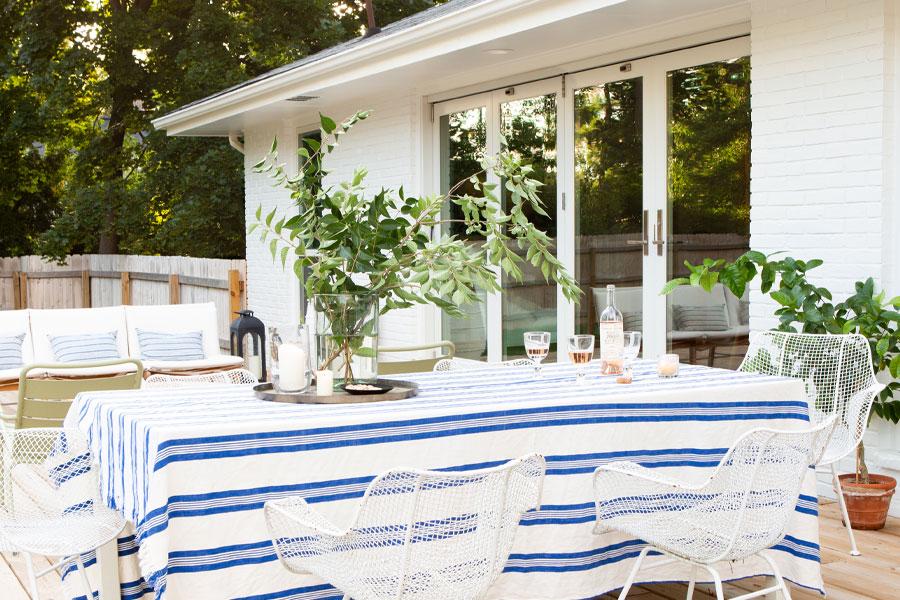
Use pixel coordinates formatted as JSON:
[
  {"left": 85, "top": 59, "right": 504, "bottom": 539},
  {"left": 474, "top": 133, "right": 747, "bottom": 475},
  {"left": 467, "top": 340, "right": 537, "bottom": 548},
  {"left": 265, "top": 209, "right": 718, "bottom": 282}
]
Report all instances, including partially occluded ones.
[{"left": 484, "top": 48, "right": 513, "bottom": 55}]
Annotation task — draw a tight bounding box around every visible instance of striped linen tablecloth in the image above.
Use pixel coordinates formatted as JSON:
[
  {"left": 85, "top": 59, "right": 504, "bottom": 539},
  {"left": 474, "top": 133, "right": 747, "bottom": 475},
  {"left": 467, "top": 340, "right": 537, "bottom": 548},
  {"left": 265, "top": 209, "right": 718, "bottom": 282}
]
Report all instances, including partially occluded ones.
[{"left": 63, "top": 360, "right": 822, "bottom": 600}]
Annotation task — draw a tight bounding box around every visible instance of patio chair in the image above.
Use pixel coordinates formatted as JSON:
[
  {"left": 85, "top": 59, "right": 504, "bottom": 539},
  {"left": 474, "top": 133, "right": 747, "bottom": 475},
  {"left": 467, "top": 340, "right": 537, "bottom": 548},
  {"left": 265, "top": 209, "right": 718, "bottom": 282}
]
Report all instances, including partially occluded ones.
[
  {"left": 593, "top": 418, "right": 836, "bottom": 600},
  {"left": 15, "top": 359, "right": 144, "bottom": 429},
  {"left": 0, "top": 427, "right": 126, "bottom": 600},
  {"left": 433, "top": 357, "right": 534, "bottom": 371},
  {"left": 265, "top": 453, "right": 546, "bottom": 600},
  {"left": 144, "top": 367, "right": 258, "bottom": 388},
  {"left": 738, "top": 331, "right": 883, "bottom": 556},
  {"left": 378, "top": 341, "right": 456, "bottom": 375}
]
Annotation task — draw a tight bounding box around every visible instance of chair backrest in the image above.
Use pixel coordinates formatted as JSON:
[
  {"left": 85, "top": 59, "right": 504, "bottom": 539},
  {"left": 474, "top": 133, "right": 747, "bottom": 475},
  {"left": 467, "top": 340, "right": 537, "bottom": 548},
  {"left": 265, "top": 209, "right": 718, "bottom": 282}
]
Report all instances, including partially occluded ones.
[
  {"left": 433, "top": 357, "right": 534, "bottom": 372},
  {"left": 144, "top": 368, "right": 257, "bottom": 388},
  {"left": 16, "top": 359, "right": 143, "bottom": 428},
  {"left": 378, "top": 341, "right": 456, "bottom": 375},
  {"left": 710, "top": 418, "right": 835, "bottom": 562},
  {"left": 738, "top": 331, "right": 881, "bottom": 461},
  {"left": 0, "top": 428, "right": 98, "bottom": 551},
  {"left": 268, "top": 453, "right": 545, "bottom": 600}
]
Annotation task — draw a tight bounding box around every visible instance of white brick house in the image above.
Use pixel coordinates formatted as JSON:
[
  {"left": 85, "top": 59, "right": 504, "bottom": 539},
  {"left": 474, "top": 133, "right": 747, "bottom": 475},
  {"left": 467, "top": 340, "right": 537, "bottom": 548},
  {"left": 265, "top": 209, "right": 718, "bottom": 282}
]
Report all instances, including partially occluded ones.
[{"left": 154, "top": 0, "right": 900, "bottom": 512}]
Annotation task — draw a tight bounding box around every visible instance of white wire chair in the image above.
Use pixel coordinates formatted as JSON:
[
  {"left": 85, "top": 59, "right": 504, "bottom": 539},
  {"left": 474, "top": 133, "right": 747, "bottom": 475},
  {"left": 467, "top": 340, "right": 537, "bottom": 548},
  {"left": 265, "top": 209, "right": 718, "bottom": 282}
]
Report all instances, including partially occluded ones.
[
  {"left": 593, "top": 418, "right": 835, "bottom": 600},
  {"left": 738, "top": 331, "right": 883, "bottom": 555},
  {"left": 0, "top": 427, "right": 125, "bottom": 599},
  {"left": 265, "top": 453, "right": 546, "bottom": 600},
  {"left": 144, "top": 367, "right": 258, "bottom": 388},
  {"left": 432, "top": 357, "right": 535, "bottom": 372}
]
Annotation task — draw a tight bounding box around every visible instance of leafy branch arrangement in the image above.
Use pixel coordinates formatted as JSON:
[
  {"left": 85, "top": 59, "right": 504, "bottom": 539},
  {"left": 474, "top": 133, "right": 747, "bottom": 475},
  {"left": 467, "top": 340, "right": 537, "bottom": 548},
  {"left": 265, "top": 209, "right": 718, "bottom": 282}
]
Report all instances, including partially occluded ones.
[
  {"left": 663, "top": 251, "right": 900, "bottom": 481},
  {"left": 250, "top": 111, "right": 580, "bottom": 377}
]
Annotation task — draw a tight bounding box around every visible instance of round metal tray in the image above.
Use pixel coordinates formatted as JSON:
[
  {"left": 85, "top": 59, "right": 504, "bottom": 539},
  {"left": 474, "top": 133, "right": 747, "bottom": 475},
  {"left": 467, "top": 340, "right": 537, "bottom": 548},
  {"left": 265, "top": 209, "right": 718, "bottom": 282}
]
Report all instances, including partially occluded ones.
[{"left": 253, "top": 378, "right": 419, "bottom": 404}]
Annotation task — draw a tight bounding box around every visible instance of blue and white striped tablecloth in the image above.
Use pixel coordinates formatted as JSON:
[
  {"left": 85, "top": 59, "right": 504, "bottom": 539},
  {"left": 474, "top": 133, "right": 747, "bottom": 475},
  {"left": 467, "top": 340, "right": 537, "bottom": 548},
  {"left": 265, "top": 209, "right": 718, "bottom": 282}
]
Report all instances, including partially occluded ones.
[{"left": 63, "top": 360, "right": 821, "bottom": 600}]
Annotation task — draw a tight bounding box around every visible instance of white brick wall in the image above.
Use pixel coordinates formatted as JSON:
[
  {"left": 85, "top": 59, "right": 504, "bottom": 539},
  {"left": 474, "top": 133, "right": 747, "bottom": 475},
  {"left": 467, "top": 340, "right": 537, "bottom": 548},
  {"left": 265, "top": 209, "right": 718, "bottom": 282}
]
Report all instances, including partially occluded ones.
[{"left": 750, "top": 0, "right": 900, "bottom": 514}]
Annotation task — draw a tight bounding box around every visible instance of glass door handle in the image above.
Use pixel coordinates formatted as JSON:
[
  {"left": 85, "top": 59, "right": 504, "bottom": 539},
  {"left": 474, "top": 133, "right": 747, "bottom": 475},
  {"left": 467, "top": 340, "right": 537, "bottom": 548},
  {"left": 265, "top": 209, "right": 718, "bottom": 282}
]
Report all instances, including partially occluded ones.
[
  {"left": 652, "top": 208, "right": 664, "bottom": 256},
  {"left": 626, "top": 209, "right": 649, "bottom": 256}
]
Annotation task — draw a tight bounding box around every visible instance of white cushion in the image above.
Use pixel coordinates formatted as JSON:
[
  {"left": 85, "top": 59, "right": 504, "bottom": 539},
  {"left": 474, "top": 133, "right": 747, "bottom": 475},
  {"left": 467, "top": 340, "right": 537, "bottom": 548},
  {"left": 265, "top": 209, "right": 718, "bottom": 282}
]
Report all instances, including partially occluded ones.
[
  {"left": 141, "top": 355, "right": 244, "bottom": 373},
  {"left": 0, "top": 367, "right": 20, "bottom": 384},
  {"left": 670, "top": 284, "right": 732, "bottom": 328},
  {"left": 0, "top": 309, "right": 34, "bottom": 364},
  {"left": 29, "top": 306, "right": 129, "bottom": 363},
  {"left": 591, "top": 286, "right": 642, "bottom": 324},
  {"left": 23, "top": 361, "right": 140, "bottom": 379},
  {"left": 125, "top": 303, "right": 223, "bottom": 359},
  {"left": 723, "top": 286, "right": 748, "bottom": 328}
]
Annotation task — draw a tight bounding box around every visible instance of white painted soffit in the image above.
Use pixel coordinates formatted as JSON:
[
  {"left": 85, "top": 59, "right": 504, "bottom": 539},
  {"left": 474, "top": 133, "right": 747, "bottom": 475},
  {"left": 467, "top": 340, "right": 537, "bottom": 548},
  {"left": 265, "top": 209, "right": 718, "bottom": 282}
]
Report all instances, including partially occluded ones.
[{"left": 154, "top": 0, "right": 747, "bottom": 137}]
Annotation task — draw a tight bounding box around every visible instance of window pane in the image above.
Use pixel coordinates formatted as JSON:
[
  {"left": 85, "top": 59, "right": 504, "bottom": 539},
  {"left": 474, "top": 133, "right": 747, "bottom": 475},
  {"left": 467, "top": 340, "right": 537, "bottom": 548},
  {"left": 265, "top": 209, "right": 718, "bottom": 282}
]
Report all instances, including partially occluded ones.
[
  {"left": 666, "top": 57, "right": 751, "bottom": 369},
  {"left": 439, "top": 108, "right": 487, "bottom": 359},
  {"left": 574, "top": 78, "right": 644, "bottom": 337},
  {"left": 500, "top": 94, "right": 558, "bottom": 359}
]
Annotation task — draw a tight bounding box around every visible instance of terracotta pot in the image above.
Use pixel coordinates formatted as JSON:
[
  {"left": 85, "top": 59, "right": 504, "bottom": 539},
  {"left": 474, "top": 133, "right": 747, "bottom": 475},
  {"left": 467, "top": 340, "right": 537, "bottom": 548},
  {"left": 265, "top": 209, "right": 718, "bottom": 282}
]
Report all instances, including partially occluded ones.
[{"left": 837, "top": 473, "right": 896, "bottom": 530}]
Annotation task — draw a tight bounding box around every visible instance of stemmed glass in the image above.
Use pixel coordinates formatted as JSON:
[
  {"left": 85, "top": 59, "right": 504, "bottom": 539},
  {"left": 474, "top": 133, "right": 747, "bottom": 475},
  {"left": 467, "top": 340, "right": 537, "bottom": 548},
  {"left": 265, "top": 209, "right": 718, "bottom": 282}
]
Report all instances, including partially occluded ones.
[
  {"left": 567, "top": 335, "right": 595, "bottom": 386},
  {"left": 524, "top": 331, "right": 551, "bottom": 379},
  {"left": 622, "top": 331, "right": 642, "bottom": 380}
]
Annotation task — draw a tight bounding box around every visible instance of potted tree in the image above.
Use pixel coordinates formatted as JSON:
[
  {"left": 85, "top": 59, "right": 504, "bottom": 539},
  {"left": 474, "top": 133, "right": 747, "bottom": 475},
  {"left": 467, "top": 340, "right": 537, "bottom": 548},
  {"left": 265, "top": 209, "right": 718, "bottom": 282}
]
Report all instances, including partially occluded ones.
[
  {"left": 251, "top": 111, "right": 580, "bottom": 383},
  {"left": 664, "top": 252, "right": 899, "bottom": 529}
]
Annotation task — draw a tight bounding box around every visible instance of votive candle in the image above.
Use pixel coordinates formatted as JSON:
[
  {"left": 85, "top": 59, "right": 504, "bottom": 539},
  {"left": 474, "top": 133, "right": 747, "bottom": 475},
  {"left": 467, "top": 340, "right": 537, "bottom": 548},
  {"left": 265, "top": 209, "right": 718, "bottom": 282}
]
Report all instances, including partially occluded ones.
[
  {"left": 315, "top": 370, "right": 334, "bottom": 396},
  {"left": 657, "top": 354, "right": 680, "bottom": 378}
]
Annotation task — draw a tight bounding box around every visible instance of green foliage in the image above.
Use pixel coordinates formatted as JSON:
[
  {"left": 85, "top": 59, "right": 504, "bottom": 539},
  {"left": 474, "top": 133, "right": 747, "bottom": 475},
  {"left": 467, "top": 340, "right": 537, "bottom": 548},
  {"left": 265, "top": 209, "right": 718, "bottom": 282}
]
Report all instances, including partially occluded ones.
[
  {"left": 0, "top": 0, "right": 444, "bottom": 259},
  {"left": 253, "top": 111, "right": 581, "bottom": 323},
  {"left": 662, "top": 251, "right": 900, "bottom": 428}
]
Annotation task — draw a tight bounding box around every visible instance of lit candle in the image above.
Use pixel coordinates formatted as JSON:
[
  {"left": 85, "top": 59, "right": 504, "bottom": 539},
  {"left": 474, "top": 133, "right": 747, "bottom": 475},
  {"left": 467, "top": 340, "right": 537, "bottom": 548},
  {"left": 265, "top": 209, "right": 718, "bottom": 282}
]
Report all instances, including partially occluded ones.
[
  {"left": 657, "top": 354, "right": 680, "bottom": 378},
  {"left": 315, "top": 370, "right": 334, "bottom": 396},
  {"left": 278, "top": 343, "right": 308, "bottom": 392}
]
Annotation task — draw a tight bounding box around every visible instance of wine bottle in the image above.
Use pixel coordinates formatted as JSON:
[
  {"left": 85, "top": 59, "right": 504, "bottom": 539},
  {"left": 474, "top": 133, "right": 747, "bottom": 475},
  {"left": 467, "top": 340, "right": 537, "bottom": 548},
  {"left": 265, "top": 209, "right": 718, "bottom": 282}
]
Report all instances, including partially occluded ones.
[{"left": 598, "top": 284, "right": 624, "bottom": 375}]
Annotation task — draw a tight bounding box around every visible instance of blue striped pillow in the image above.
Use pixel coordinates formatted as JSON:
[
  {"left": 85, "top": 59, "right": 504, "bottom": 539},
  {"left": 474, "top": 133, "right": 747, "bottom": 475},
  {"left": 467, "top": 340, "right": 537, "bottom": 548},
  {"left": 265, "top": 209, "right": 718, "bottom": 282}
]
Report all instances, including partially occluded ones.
[
  {"left": 49, "top": 331, "right": 121, "bottom": 363},
  {"left": 137, "top": 329, "right": 205, "bottom": 361},
  {"left": 0, "top": 333, "right": 26, "bottom": 370}
]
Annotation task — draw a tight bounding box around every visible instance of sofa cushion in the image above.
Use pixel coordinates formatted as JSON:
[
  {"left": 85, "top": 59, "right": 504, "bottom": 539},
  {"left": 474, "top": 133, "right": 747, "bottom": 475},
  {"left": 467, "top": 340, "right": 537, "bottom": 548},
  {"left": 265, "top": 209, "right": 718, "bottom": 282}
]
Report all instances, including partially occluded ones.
[
  {"left": 125, "top": 303, "right": 223, "bottom": 359},
  {"left": 0, "top": 310, "right": 33, "bottom": 364},
  {"left": 137, "top": 329, "right": 205, "bottom": 361},
  {"left": 141, "top": 354, "right": 244, "bottom": 374},
  {"left": 673, "top": 305, "right": 729, "bottom": 331},
  {"left": 49, "top": 331, "right": 121, "bottom": 363},
  {"left": 30, "top": 306, "right": 129, "bottom": 363},
  {"left": 0, "top": 333, "right": 25, "bottom": 370}
]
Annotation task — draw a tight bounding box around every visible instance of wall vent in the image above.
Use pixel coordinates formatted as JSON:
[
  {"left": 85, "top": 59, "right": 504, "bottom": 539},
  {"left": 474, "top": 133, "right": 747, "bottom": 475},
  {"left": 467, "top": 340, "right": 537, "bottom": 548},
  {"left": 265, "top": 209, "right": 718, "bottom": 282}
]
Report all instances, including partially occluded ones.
[{"left": 285, "top": 95, "right": 318, "bottom": 102}]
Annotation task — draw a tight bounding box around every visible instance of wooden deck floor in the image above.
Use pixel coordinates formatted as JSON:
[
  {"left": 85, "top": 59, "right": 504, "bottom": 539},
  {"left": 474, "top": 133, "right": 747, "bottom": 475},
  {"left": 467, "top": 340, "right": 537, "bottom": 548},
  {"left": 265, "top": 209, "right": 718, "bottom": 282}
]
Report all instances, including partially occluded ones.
[{"left": 1, "top": 501, "right": 897, "bottom": 599}]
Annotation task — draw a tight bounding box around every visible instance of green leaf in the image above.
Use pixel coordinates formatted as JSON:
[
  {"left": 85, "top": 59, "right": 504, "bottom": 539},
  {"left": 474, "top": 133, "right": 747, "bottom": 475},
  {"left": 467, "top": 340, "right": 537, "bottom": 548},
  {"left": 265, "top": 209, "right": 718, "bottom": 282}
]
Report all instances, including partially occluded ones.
[
  {"left": 320, "top": 114, "right": 337, "bottom": 134},
  {"left": 660, "top": 278, "right": 690, "bottom": 296},
  {"left": 770, "top": 290, "right": 793, "bottom": 306}
]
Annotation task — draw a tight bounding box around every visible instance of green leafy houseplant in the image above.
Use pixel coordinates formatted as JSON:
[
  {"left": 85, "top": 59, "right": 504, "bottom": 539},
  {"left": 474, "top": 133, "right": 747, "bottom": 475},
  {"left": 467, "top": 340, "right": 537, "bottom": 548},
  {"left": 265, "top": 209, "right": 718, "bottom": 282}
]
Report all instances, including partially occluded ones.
[
  {"left": 251, "top": 111, "right": 580, "bottom": 381},
  {"left": 663, "top": 251, "right": 900, "bottom": 482}
]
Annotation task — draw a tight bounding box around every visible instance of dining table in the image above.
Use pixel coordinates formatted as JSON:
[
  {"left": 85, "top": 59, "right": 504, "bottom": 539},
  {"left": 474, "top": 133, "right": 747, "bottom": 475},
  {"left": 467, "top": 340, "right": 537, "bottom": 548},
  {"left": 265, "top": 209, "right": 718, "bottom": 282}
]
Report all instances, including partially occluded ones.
[{"left": 62, "top": 360, "right": 822, "bottom": 600}]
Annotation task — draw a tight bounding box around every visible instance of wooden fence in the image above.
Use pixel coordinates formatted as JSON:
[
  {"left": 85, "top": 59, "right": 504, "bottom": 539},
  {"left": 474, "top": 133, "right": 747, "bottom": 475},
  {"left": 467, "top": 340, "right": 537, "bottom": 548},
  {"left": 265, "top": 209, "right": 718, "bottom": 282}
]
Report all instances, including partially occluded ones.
[{"left": 0, "top": 255, "right": 246, "bottom": 350}]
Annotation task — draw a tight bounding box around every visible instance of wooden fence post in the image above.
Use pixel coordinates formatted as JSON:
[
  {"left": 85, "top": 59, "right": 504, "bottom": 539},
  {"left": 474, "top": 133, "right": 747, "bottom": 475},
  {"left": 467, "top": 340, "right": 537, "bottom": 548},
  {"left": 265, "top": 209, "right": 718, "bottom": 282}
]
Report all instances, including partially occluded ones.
[
  {"left": 12, "top": 272, "right": 21, "bottom": 309},
  {"left": 81, "top": 270, "right": 92, "bottom": 308},
  {"left": 121, "top": 271, "right": 131, "bottom": 305},
  {"left": 18, "top": 273, "right": 27, "bottom": 308},
  {"left": 168, "top": 274, "right": 180, "bottom": 304},
  {"left": 228, "top": 269, "right": 243, "bottom": 317}
]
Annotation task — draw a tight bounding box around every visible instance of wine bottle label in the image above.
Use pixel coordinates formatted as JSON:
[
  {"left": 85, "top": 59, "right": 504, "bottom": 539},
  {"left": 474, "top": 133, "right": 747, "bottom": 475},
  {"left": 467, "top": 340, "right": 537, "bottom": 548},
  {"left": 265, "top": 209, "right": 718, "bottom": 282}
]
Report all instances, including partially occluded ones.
[{"left": 598, "top": 320, "right": 624, "bottom": 364}]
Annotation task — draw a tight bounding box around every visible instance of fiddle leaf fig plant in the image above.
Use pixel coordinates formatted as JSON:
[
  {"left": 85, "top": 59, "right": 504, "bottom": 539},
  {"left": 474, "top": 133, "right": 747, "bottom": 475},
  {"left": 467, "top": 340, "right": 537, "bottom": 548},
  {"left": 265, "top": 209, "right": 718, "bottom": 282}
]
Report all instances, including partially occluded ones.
[
  {"left": 250, "top": 111, "right": 580, "bottom": 378},
  {"left": 663, "top": 250, "right": 900, "bottom": 482}
]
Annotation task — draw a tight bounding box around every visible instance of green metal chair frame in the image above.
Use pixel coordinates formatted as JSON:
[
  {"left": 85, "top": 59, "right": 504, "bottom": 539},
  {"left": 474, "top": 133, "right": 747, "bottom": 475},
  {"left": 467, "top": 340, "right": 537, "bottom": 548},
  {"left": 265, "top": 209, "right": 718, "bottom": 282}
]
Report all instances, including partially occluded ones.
[
  {"left": 377, "top": 341, "right": 455, "bottom": 375},
  {"left": 15, "top": 359, "right": 144, "bottom": 429}
]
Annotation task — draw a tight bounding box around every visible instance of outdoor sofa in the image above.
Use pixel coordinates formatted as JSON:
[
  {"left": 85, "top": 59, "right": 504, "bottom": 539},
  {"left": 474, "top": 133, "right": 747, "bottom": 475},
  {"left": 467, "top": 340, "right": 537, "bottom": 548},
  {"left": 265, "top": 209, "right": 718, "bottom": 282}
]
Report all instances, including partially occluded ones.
[{"left": 0, "top": 302, "right": 243, "bottom": 390}]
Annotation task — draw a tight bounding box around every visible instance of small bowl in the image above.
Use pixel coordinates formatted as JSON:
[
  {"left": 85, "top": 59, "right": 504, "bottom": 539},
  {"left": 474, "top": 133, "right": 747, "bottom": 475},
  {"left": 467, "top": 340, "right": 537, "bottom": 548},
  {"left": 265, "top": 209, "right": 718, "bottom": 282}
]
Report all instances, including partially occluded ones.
[{"left": 340, "top": 382, "right": 394, "bottom": 395}]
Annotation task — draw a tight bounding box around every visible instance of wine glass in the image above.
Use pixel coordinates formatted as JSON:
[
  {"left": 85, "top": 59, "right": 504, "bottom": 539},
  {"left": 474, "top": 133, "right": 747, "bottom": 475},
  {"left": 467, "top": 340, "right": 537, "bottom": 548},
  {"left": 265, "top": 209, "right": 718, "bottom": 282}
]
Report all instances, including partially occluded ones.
[
  {"left": 567, "top": 334, "right": 595, "bottom": 386},
  {"left": 622, "top": 331, "right": 642, "bottom": 381},
  {"left": 524, "top": 331, "right": 551, "bottom": 378}
]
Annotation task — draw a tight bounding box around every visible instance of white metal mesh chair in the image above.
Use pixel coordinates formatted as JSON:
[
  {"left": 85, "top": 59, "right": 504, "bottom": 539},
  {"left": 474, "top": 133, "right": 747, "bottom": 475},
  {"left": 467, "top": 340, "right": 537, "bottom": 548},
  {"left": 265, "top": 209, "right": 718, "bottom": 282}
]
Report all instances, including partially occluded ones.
[
  {"left": 265, "top": 453, "right": 546, "bottom": 600},
  {"left": 0, "top": 427, "right": 125, "bottom": 599},
  {"left": 738, "top": 331, "right": 882, "bottom": 555},
  {"left": 594, "top": 418, "right": 835, "bottom": 600},
  {"left": 432, "top": 357, "right": 535, "bottom": 372},
  {"left": 144, "top": 367, "right": 258, "bottom": 388}
]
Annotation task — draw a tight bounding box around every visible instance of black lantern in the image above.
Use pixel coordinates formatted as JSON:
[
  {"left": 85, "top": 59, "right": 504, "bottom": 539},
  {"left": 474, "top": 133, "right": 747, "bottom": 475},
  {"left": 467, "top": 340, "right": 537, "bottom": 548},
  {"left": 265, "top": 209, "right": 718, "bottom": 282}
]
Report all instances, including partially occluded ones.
[{"left": 230, "top": 310, "right": 267, "bottom": 381}]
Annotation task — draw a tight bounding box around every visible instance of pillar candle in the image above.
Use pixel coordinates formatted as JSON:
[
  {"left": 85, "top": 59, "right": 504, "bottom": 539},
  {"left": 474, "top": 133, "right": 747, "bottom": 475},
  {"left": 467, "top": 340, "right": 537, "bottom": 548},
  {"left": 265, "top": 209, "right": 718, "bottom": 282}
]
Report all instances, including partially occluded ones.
[
  {"left": 278, "top": 343, "right": 308, "bottom": 392},
  {"left": 315, "top": 370, "right": 334, "bottom": 396}
]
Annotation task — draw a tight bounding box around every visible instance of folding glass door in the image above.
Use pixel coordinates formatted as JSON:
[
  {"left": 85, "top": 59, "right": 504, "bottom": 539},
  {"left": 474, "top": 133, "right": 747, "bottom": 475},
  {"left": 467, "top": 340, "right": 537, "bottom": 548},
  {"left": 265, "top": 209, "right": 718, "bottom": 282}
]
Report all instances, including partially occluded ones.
[{"left": 433, "top": 37, "right": 750, "bottom": 365}]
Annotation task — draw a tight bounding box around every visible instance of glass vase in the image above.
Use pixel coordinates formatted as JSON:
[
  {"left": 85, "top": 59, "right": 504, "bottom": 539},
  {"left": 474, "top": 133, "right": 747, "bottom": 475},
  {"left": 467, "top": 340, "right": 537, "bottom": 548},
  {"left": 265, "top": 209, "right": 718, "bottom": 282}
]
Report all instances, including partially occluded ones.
[
  {"left": 274, "top": 324, "right": 313, "bottom": 393},
  {"left": 313, "top": 293, "right": 379, "bottom": 385}
]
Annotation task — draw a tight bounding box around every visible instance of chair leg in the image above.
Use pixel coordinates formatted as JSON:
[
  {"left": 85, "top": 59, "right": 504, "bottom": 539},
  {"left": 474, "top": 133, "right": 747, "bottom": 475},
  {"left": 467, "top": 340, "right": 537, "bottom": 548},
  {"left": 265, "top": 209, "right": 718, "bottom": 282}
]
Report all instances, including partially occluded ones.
[
  {"left": 686, "top": 565, "right": 698, "bottom": 600},
  {"left": 24, "top": 553, "right": 40, "bottom": 600},
  {"left": 761, "top": 552, "right": 792, "bottom": 600},
  {"left": 831, "top": 463, "right": 861, "bottom": 556},
  {"left": 702, "top": 564, "right": 724, "bottom": 600},
  {"left": 75, "top": 554, "right": 94, "bottom": 600},
  {"left": 618, "top": 547, "right": 650, "bottom": 599}
]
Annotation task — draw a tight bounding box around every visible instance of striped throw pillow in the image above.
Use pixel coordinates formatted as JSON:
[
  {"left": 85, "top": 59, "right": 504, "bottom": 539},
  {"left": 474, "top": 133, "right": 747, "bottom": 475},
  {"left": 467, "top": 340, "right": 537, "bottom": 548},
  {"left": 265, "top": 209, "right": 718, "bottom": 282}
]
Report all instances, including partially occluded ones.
[
  {"left": 49, "top": 331, "right": 121, "bottom": 363},
  {"left": 0, "top": 333, "right": 25, "bottom": 370},
  {"left": 137, "top": 329, "right": 205, "bottom": 361},
  {"left": 622, "top": 311, "right": 643, "bottom": 332},
  {"left": 673, "top": 305, "right": 729, "bottom": 332}
]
